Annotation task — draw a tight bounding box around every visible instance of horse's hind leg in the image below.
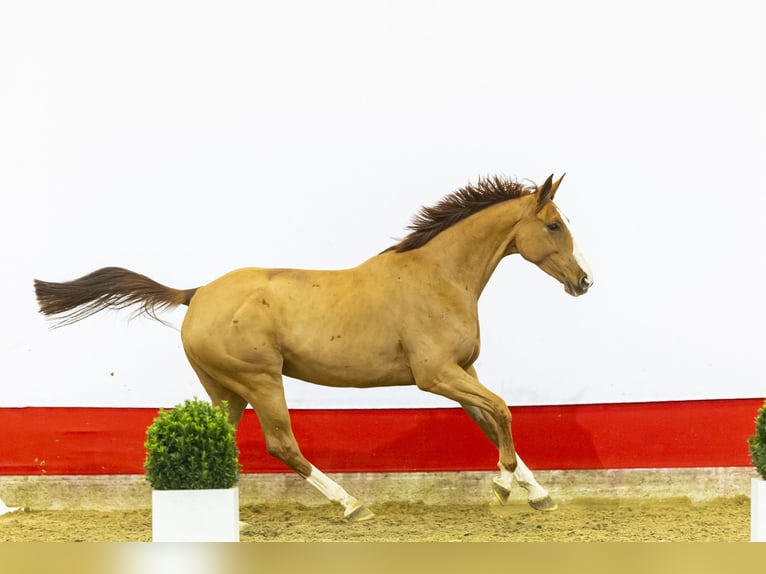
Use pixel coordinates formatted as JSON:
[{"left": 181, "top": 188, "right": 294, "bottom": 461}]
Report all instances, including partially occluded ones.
[
  {"left": 187, "top": 360, "right": 248, "bottom": 426},
  {"left": 186, "top": 340, "right": 373, "bottom": 521},
  {"left": 234, "top": 370, "right": 374, "bottom": 522}
]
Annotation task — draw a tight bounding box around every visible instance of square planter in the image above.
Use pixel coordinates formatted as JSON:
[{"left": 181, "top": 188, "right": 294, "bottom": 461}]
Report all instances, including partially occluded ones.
[
  {"left": 152, "top": 486, "right": 240, "bottom": 542},
  {"left": 753, "top": 478, "right": 766, "bottom": 542}
]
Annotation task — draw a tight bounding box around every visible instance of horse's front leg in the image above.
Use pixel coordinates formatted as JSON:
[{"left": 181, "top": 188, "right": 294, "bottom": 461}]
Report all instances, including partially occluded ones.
[
  {"left": 459, "top": 367, "right": 557, "bottom": 511},
  {"left": 500, "top": 456, "right": 557, "bottom": 510}
]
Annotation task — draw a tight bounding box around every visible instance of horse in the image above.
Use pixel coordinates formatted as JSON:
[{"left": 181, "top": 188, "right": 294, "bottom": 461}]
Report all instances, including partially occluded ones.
[{"left": 34, "top": 173, "right": 593, "bottom": 521}]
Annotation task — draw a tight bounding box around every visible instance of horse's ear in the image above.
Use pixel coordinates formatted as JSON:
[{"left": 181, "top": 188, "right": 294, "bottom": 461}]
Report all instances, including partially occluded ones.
[{"left": 536, "top": 173, "right": 565, "bottom": 212}]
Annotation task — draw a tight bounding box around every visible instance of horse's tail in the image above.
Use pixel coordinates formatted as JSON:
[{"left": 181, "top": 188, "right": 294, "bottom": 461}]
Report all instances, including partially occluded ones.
[{"left": 34, "top": 267, "right": 199, "bottom": 328}]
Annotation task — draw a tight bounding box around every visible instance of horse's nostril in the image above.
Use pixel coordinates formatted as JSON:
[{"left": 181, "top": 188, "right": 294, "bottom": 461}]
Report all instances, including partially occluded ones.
[{"left": 580, "top": 276, "right": 593, "bottom": 290}]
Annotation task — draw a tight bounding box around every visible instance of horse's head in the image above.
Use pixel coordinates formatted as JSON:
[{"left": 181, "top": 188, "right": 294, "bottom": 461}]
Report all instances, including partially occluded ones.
[{"left": 513, "top": 174, "right": 593, "bottom": 296}]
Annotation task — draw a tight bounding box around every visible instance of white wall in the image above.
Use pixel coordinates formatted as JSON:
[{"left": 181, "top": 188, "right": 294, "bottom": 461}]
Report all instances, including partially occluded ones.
[{"left": 2, "top": 1, "right": 764, "bottom": 408}]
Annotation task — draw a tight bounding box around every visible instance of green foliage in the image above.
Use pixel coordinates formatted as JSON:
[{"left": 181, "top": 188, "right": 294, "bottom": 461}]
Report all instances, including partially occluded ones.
[
  {"left": 749, "top": 400, "right": 766, "bottom": 480},
  {"left": 144, "top": 398, "right": 240, "bottom": 490}
]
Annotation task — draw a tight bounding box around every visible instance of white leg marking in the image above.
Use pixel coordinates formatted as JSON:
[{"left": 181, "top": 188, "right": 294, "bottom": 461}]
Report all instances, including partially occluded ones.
[
  {"left": 494, "top": 455, "right": 549, "bottom": 500},
  {"left": 0, "top": 498, "right": 20, "bottom": 516},
  {"left": 497, "top": 460, "right": 514, "bottom": 489},
  {"left": 305, "top": 465, "right": 364, "bottom": 517},
  {"left": 512, "top": 455, "right": 549, "bottom": 501}
]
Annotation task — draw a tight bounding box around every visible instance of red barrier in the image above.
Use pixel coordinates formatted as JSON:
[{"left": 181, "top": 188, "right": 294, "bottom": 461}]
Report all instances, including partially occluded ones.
[{"left": 0, "top": 399, "right": 761, "bottom": 475}]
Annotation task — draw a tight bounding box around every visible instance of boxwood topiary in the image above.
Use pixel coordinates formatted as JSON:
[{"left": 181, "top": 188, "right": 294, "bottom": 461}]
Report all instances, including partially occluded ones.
[
  {"left": 145, "top": 398, "right": 240, "bottom": 490},
  {"left": 749, "top": 400, "right": 766, "bottom": 480}
]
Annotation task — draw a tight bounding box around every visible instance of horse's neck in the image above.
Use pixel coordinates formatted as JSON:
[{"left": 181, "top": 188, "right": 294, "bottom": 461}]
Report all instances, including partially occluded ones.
[{"left": 407, "top": 199, "right": 526, "bottom": 297}]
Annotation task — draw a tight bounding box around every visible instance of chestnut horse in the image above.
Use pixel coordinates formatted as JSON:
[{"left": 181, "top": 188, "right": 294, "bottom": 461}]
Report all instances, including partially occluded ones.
[{"left": 34, "top": 174, "right": 592, "bottom": 521}]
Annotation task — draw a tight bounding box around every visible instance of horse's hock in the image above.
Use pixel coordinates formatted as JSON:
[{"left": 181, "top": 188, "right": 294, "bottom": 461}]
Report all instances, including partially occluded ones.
[{"left": 0, "top": 468, "right": 754, "bottom": 512}]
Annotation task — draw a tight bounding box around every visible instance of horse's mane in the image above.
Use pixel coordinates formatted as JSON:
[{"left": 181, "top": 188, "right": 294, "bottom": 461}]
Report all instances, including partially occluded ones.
[{"left": 386, "top": 175, "right": 535, "bottom": 253}]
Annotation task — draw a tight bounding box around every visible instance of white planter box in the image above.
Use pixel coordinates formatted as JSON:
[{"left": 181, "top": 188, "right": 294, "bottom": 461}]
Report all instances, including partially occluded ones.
[
  {"left": 152, "top": 486, "right": 240, "bottom": 542},
  {"left": 752, "top": 478, "right": 766, "bottom": 542}
]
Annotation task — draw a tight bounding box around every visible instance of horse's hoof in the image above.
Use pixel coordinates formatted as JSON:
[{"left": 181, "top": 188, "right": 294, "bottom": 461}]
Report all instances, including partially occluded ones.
[
  {"left": 491, "top": 478, "right": 511, "bottom": 505},
  {"left": 345, "top": 504, "right": 375, "bottom": 522},
  {"left": 528, "top": 495, "right": 558, "bottom": 512}
]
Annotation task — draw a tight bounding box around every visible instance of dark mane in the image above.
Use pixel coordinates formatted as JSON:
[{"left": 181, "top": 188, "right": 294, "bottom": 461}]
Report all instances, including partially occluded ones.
[{"left": 386, "top": 175, "right": 535, "bottom": 253}]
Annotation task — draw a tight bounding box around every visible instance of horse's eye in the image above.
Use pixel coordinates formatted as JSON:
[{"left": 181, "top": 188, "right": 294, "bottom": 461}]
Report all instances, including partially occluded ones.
[{"left": 547, "top": 222, "right": 561, "bottom": 232}]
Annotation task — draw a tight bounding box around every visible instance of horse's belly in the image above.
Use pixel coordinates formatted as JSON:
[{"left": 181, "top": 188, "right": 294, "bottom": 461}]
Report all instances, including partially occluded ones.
[{"left": 281, "top": 350, "right": 414, "bottom": 388}]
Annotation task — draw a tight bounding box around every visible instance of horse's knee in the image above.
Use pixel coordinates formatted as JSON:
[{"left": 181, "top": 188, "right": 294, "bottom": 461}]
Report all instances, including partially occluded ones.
[{"left": 487, "top": 397, "right": 511, "bottom": 428}]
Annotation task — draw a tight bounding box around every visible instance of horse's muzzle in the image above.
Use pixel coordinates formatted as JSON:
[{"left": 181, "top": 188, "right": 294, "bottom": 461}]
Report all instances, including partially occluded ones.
[{"left": 566, "top": 276, "right": 593, "bottom": 297}]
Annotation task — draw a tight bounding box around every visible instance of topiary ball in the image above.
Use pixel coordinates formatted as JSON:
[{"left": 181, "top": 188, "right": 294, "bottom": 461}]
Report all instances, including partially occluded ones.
[
  {"left": 145, "top": 398, "right": 240, "bottom": 490},
  {"left": 749, "top": 400, "right": 766, "bottom": 480}
]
